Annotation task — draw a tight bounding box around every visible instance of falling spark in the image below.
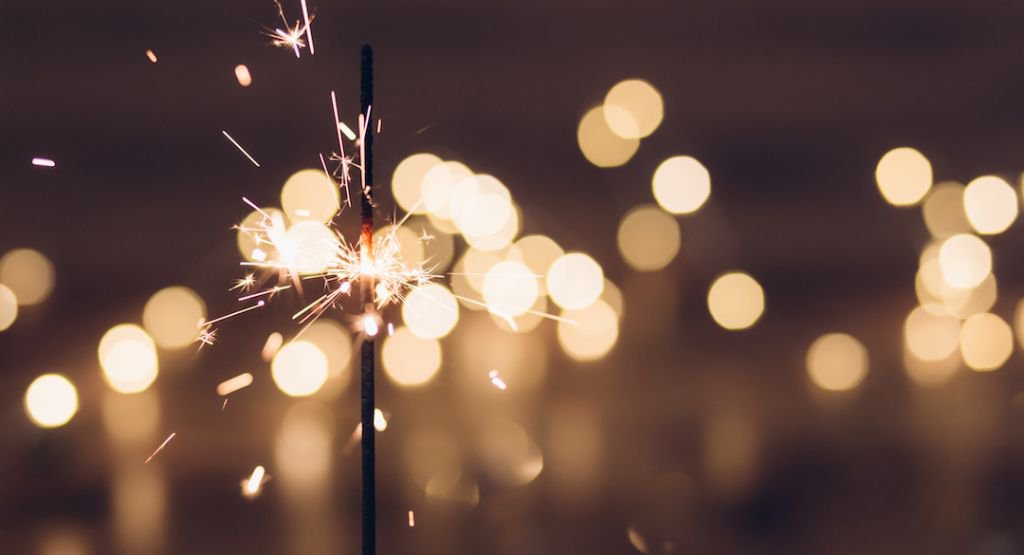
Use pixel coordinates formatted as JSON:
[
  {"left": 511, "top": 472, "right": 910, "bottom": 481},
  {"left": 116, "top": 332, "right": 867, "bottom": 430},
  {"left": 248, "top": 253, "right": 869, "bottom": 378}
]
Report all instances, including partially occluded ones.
[
  {"left": 488, "top": 370, "right": 507, "bottom": 390},
  {"left": 339, "top": 121, "right": 357, "bottom": 141},
  {"left": 221, "top": 130, "right": 261, "bottom": 167},
  {"left": 408, "top": 510, "right": 415, "bottom": 527},
  {"left": 246, "top": 465, "right": 266, "bottom": 495},
  {"left": 377, "top": 118, "right": 382, "bottom": 134},
  {"left": 387, "top": 322, "right": 394, "bottom": 336},
  {"left": 265, "top": 0, "right": 314, "bottom": 58},
  {"left": 217, "top": 373, "right": 254, "bottom": 396},
  {"left": 145, "top": 49, "right": 158, "bottom": 63},
  {"left": 299, "top": 0, "right": 314, "bottom": 54},
  {"left": 144, "top": 433, "right": 176, "bottom": 464},
  {"left": 262, "top": 332, "right": 284, "bottom": 361},
  {"left": 32, "top": 157, "right": 55, "bottom": 168},
  {"left": 196, "top": 327, "right": 218, "bottom": 349},
  {"left": 222, "top": 399, "right": 229, "bottom": 411},
  {"left": 231, "top": 273, "right": 257, "bottom": 292}
]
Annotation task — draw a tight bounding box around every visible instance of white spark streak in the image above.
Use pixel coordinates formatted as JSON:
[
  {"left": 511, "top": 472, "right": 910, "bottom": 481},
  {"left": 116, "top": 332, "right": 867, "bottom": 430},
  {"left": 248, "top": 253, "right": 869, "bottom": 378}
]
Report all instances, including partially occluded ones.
[{"left": 221, "top": 130, "right": 261, "bottom": 167}]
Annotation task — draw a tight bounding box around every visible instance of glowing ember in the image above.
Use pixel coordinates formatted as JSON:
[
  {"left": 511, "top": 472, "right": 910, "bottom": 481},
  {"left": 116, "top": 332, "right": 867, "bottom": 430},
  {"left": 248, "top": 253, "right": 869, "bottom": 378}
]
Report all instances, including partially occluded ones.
[
  {"left": 145, "top": 49, "right": 157, "bottom": 63},
  {"left": 408, "top": 510, "right": 415, "bottom": 527},
  {"left": 31, "top": 157, "right": 55, "bottom": 168},
  {"left": 216, "top": 373, "right": 254, "bottom": 396},
  {"left": 144, "top": 432, "right": 176, "bottom": 464},
  {"left": 245, "top": 465, "right": 266, "bottom": 495},
  {"left": 488, "top": 369, "right": 507, "bottom": 390}
]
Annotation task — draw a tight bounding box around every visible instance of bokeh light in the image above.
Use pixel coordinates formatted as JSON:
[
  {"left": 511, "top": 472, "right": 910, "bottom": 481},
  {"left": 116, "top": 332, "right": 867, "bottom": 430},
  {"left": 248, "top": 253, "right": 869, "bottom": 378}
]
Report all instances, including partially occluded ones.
[
  {"left": 142, "top": 286, "right": 206, "bottom": 349},
  {"left": 236, "top": 206, "right": 285, "bottom": 262},
  {"left": 234, "top": 64, "right": 252, "bottom": 87},
  {"left": 99, "top": 324, "right": 159, "bottom": 394},
  {"left": 577, "top": 106, "right": 639, "bottom": 167},
  {"left": 959, "top": 312, "right": 1013, "bottom": 372},
  {"left": 0, "top": 248, "right": 55, "bottom": 305},
  {"left": 706, "top": 272, "right": 765, "bottom": 331},
  {"left": 391, "top": 153, "right": 442, "bottom": 214},
  {"left": 25, "top": 373, "right": 78, "bottom": 428},
  {"left": 280, "top": 168, "right": 340, "bottom": 224},
  {"left": 617, "top": 204, "right": 681, "bottom": 271},
  {"left": 0, "top": 283, "right": 17, "bottom": 331},
  {"left": 422, "top": 161, "right": 472, "bottom": 221},
  {"left": 963, "top": 175, "right": 1018, "bottom": 235},
  {"left": 382, "top": 327, "right": 442, "bottom": 386},
  {"left": 557, "top": 299, "right": 619, "bottom": 361},
  {"left": 652, "top": 156, "right": 711, "bottom": 215},
  {"left": 476, "top": 418, "right": 544, "bottom": 486},
  {"left": 921, "top": 181, "right": 970, "bottom": 239},
  {"left": 875, "top": 147, "right": 932, "bottom": 207},
  {"left": 301, "top": 319, "right": 352, "bottom": 384},
  {"left": 282, "top": 221, "right": 337, "bottom": 274},
  {"left": 603, "top": 79, "right": 664, "bottom": 139},
  {"left": 403, "top": 283, "right": 459, "bottom": 339},
  {"left": 271, "top": 341, "right": 329, "bottom": 396},
  {"left": 515, "top": 235, "right": 563, "bottom": 293},
  {"left": 938, "top": 233, "right": 992, "bottom": 289},
  {"left": 483, "top": 260, "right": 539, "bottom": 317},
  {"left": 806, "top": 333, "right": 868, "bottom": 392},
  {"left": 904, "top": 305, "right": 960, "bottom": 362},
  {"left": 547, "top": 252, "right": 604, "bottom": 310}
]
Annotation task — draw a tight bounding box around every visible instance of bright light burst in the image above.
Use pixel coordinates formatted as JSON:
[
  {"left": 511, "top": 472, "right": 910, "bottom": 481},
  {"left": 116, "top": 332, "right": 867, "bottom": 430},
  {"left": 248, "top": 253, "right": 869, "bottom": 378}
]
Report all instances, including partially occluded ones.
[{"left": 264, "top": 0, "right": 315, "bottom": 58}]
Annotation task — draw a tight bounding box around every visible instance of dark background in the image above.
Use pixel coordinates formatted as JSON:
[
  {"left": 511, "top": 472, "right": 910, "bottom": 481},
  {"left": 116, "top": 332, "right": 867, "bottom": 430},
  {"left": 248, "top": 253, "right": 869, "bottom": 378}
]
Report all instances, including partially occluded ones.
[{"left": 4, "top": 0, "right": 1024, "bottom": 553}]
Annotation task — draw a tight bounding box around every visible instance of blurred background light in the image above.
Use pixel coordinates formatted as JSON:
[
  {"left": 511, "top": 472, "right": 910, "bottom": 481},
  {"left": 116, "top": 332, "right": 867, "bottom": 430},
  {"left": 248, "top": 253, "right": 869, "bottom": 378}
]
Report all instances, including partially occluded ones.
[
  {"left": 271, "top": 341, "right": 329, "bottom": 396},
  {"left": 557, "top": 299, "right": 619, "bottom": 361},
  {"left": 24, "top": 373, "right": 78, "bottom": 428},
  {"left": 706, "top": 272, "right": 765, "bottom": 330},
  {"left": 483, "top": 260, "right": 539, "bottom": 318},
  {"left": 234, "top": 64, "right": 252, "bottom": 87},
  {"left": 142, "top": 286, "right": 206, "bottom": 349},
  {"left": 577, "top": 106, "right": 639, "bottom": 167},
  {"left": 547, "top": 252, "right": 604, "bottom": 310},
  {"left": 904, "top": 305, "right": 960, "bottom": 362},
  {"left": 959, "top": 312, "right": 1012, "bottom": 372},
  {"left": 0, "top": 283, "right": 17, "bottom": 331},
  {"left": 514, "top": 235, "right": 563, "bottom": 293},
  {"left": 382, "top": 326, "right": 442, "bottom": 386},
  {"left": 602, "top": 79, "right": 664, "bottom": 139},
  {"left": 300, "top": 319, "right": 352, "bottom": 391},
  {"left": 402, "top": 283, "right": 459, "bottom": 339},
  {"left": 806, "top": 333, "right": 868, "bottom": 392},
  {"left": 963, "top": 175, "right": 1018, "bottom": 235},
  {"left": 652, "top": 156, "right": 711, "bottom": 215},
  {"left": 921, "top": 181, "right": 970, "bottom": 239},
  {"left": 391, "top": 153, "right": 441, "bottom": 214},
  {"left": 98, "top": 324, "right": 159, "bottom": 394},
  {"left": 0, "top": 248, "right": 55, "bottom": 305},
  {"left": 280, "top": 168, "right": 340, "bottom": 224},
  {"left": 875, "top": 147, "right": 932, "bottom": 207},
  {"left": 422, "top": 161, "right": 472, "bottom": 221},
  {"left": 283, "top": 221, "right": 337, "bottom": 275},
  {"left": 938, "top": 233, "right": 992, "bottom": 289},
  {"left": 617, "top": 204, "right": 681, "bottom": 271},
  {"left": 236, "top": 206, "right": 285, "bottom": 262},
  {"left": 450, "top": 174, "right": 513, "bottom": 240}
]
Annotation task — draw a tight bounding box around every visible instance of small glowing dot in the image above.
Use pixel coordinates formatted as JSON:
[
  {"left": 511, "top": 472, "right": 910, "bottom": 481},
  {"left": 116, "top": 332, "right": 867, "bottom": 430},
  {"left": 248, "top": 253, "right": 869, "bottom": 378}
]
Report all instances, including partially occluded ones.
[
  {"left": 392, "top": 153, "right": 443, "bottom": 214},
  {"left": 403, "top": 284, "right": 459, "bottom": 339},
  {"left": 963, "top": 175, "right": 1018, "bottom": 235},
  {"left": 557, "top": 299, "right": 619, "bottom": 361},
  {"left": 0, "top": 284, "right": 17, "bottom": 332},
  {"left": 25, "top": 373, "right": 78, "bottom": 428},
  {"left": 875, "top": 147, "right": 932, "bottom": 206},
  {"left": 577, "top": 106, "right": 639, "bottom": 168},
  {"left": 603, "top": 79, "right": 664, "bottom": 139},
  {"left": 280, "top": 169, "right": 339, "bottom": 224},
  {"left": 904, "top": 305, "right": 960, "bottom": 362},
  {"left": 0, "top": 248, "right": 55, "bottom": 306},
  {"left": 617, "top": 204, "right": 681, "bottom": 271},
  {"left": 32, "top": 157, "right": 55, "bottom": 167},
  {"left": 547, "top": 253, "right": 604, "bottom": 310},
  {"left": 483, "top": 261, "right": 539, "bottom": 318},
  {"left": 145, "top": 49, "right": 158, "bottom": 63},
  {"left": 938, "top": 233, "right": 992, "bottom": 289},
  {"left": 652, "top": 156, "right": 711, "bottom": 215},
  {"left": 921, "top": 182, "right": 969, "bottom": 239},
  {"left": 143, "top": 286, "right": 206, "bottom": 349},
  {"left": 235, "top": 64, "right": 252, "bottom": 87},
  {"left": 374, "top": 409, "right": 388, "bottom": 432},
  {"left": 707, "top": 272, "right": 765, "bottom": 331},
  {"left": 806, "top": 333, "right": 868, "bottom": 392},
  {"left": 98, "top": 324, "right": 159, "bottom": 394},
  {"left": 382, "top": 327, "right": 442, "bottom": 387},
  {"left": 271, "top": 341, "right": 329, "bottom": 397},
  {"left": 960, "top": 312, "right": 1013, "bottom": 372}
]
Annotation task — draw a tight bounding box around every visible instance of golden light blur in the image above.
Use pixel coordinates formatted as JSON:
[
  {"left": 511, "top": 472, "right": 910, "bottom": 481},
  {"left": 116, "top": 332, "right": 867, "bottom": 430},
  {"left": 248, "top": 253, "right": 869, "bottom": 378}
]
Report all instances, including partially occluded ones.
[
  {"left": 391, "top": 153, "right": 442, "bottom": 214},
  {"left": 142, "top": 286, "right": 206, "bottom": 349},
  {"left": 577, "top": 106, "right": 639, "bottom": 167},
  {"left": 904, "top": 305, "right": 960, "bottom": 362},
  {"left": 942, "top": 273, "right": 997, "bottom": 320},
  {"left": 652, "top": 156, "right": 711, "bottom": 215},
  {"left": 283, "top": 221, "right": 336, "bottom": 274},
  {"left": 963, "top": 175, "right": 1018, "bottom": 235},
  {"left": 547, "top": 252, "right": 604, "bottom": 310},
  {"left": 617, "top": 204, "right": 681, "bottom": 271},
  {"left": 301, "top": 319, "right": 352, "bottom": 386},
  {"left": 603, "top": 79, "right": 664, "bottom": 139},
  {"left": 237, "top": 206, "right": 285, "bottom": 262},
  {"left": 382, "top": 326, "right": 442, "bottom": 386},
  {"left": 557, "top": 299, "right": 619, "bottom": 361},
  {"left": 482, "top": 260, "right": 539, "bottom": 317},
  {"left": 403, "top": 283, "right": 459, "bottom": 339},
  {"left": 280, "top": 168, "right": 340, "bottom": 224},
  {"left": 806, "top": 333, "right": 869, "bottom": 392},
  {"left": 98, "top": 324, "right": 159, "bottom": 394},
  {"left": 375, "top": 224, "right": 425, "bottom": 267},
  {"left": 234, "top": 64, "right": 252, "bottom": 87},
  {"left": 0, "top": 283, "right": 17, "bottom": 331},
  {"left": 1017, "top": 299, "right": 1024, "bottom": 351},
  {"left": 515, "top": 235, "right": 563, "bottom": 293},
  {"left": 875, "top": 147, "right": 932, "bottom": 207},
  {"left": 938, "top": 233, "right": 992, "bottom": 289},
  {"left": 903, "top": 345, "right": 961, "bottom": 387},
  {"left": 476, "top": 418, "right": 544, "bottom": 486},
  {"left": 0, "top": 248, "right": 55, "bottom": 305},
  {"left": 422, "top": 161, "right": 472, "bottom": 221},
  {"left": 24, "top": 373, "right": 78, "bottom": 428},
  {"left": 275, "top": 401, "right": 334, "bottom": 493},
  {"left": 959, "top": 312, "right": 1013, "bottom": 372},
  {"left": 449, "top": 174, "right": 514, "bottom": 240},
  {"left": 464, "top": 202, "right": 520, "bottom": 252},
  {"left": 921, "top": 181, "right": 969, "bottom": 239},
  {"left": 706, "top": 272, "right": 765, "bottom": 331},
  {"left": 271, "top": 341, "right": 329, "bottom": 396}
]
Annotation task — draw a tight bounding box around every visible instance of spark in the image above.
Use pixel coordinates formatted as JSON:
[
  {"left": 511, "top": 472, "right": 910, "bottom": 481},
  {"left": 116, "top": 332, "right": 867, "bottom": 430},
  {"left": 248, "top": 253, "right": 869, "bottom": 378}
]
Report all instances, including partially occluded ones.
[
  {"left": 299, "top": 0, "right": 314, "bottom": 54},
  {"left": 217, "top": 372, "right": 254, "bottom": 396},
  {"left": 196, "top": 327, "right": 218, "bottom": 349},
  {"left": 418, "top": 228, "right": 435, "bottom": 243},
  {"left": 32, "top": 157, "right": 55, "bottom": 168},
  {"left": 377, "top": 118, "right": 382, "bottom": 134},
  {"left": 231, "top": 273, "right": 257, "bottom": 292},
  {"left": 203, "top": 301, "right": 266, "bottom": 326},
  {"left": 238, "top": 285, "right": 290, "bottom": 302},
  {"left": 144, "top": 432, "right": 176, "bottom": 464},
  {"left": 246, "top": 465, "right": 266, "bottom": 495},
  {"left": 265, "top": 0, "right": 313, "bottom": 58},
  {"left": 221, "top": 130, "right": 261, "bottom": 167},
  {"left": 145, "top": 49, "right": 157, "bottom": 63},
  {"left": 339, "top": 121, "right": 357, "bottom": 141},
  {"left": 222, "top": 399, "right": 229, "bottom": 411},
  {"left": 408, "top": 510, "right": 415, "bottom": 527},
  {"left": 488, "top": 370, "right": 507, "bottom": 391},
  {"left": 262, "top": 332, "right": 284, "bottom": 361},
  {"left": 235, "top": 64, "right": 253, "bottom": 87}
]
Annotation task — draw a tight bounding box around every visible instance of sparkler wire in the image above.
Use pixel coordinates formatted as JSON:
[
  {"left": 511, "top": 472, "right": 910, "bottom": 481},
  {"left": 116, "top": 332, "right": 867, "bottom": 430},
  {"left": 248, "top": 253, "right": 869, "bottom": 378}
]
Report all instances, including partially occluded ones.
[{"left": 359, "top": 44, "right": 377, "bottom": 555}]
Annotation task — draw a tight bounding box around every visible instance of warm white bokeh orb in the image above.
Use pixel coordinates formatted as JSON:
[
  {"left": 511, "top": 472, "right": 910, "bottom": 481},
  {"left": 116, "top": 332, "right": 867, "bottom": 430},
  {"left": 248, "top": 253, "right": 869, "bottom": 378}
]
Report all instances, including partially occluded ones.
[
  {"left": 391, "top": 153, "right": 442, "bottom": 214},
  {"left": 143, "top": 286, "right": 206, "bottom": 349},
  {"left": 0, "top": 283, "right": 17, "bottom": 332},
  {"left": 603, "top": 79, "right": 664, "bottom": 139},
  {"left": 283, "top": 221, "right": 337, "bottom": 275},
  {"left": 806, "top": 333, "right": 868, "bottom": 392},
  {"left": 557, "top": 299, "right": 619, "bottom": 361},
  {"left": 0, "top": 248, "right": 55, "bottom": 306},
  {"left": 963, "top": 175, "right": 1018, "bottom": 235},
  {"left": 403, "top": 283, "right": 459, "bottom": 339},
  {"left": 875, "top": 147, "right": 932, "bottom": 207},
  {"left": 938, "top": 233, "right": 992, "bottom": 289},
  {"left": 382, "top": 327, "right": 442, "bottom": 387},
  {"left": 280, "top": 168, "right": 340, "bottom": 224},
  {"left": 483, "top": 260, "right": 540, "bottom": 318},
  {"left": 617, "top": 204, "right": 681, "bottom": 271},
  {"left": 652, "top": 156, "right": 711, "bottom": 215},
  {"left": 98, "top": 324, "right": 159, "bottom": 394},
  {"left": 577, "top": 106, "right": 639, "bottom": 168},
  {"left": 707, "top": 272, "right": 765, "bottom": 331},
  {"left": 272, "top": 341, "right": 329, "bottom": 396},
  {"left": 904, "top": 305, "right": 960, "bottom": 362},
  {"left": 25, "top": 373, "right": 78, "bottom": 428},
  {"left": 959, "top": 312, "right": 1013, "bottom": 372},
  {"left": 547, "top": 253, "right": 604, "bottom": 310},
  {"left": 921, "top": 182, "right": 969, "bottom": 239}
]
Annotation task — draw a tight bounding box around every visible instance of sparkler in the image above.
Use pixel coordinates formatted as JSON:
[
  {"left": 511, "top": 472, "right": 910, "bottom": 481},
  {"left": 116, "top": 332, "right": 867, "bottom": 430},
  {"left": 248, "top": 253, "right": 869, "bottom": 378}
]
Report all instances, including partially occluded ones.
[{"left": 265, "top": 0, "right": 314, "bottom": 58}]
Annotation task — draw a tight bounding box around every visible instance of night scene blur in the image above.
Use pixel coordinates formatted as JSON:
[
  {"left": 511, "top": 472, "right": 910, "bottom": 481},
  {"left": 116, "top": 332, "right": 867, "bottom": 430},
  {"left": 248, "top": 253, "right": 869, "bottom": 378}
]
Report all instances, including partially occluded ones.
[{"left": 5, "top": 1, "right": 1024, "bottom": 554}]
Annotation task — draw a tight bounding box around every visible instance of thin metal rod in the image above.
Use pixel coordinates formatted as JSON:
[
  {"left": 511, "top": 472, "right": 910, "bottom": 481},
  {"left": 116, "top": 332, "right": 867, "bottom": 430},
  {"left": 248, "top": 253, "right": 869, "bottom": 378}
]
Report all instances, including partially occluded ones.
[{"left": 359, "top": 44, "right": 376, "bottom": 555}]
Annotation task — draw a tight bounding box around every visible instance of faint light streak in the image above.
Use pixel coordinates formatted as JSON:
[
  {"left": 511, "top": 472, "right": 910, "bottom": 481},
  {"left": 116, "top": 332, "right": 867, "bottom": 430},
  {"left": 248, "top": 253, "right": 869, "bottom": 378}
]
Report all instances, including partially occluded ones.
[
  {"left": 387, "top": 322, "right": 394, "bottom": 336},
  {"left": 195, "top": 328, "right": 217, "bottom": 349},
  {"left": 145, "top": 49, "right": 157, "bottom": 63},
  {"left": 377, "top": 118, "right": 382, "bottom": 134},
  {"left": 235, "top": 64, "right": 253, "bottom": 87},
  {"left": 222, "top": 399, "right": 229, "bottom": 411},
  {"left": 202, "top": 301, "right": 266, "bottom": 326},
  {"left": 488, "top": 370, "right": 507, "bottom": 390},
  {"left": 144, "top": 432, "right": 176, "bottom": 464},
  {"left": 299, "top": 0, "right": 314, "bottom": 54},
  {"left": 221, "top": 130, "right": 261, "bottom": 167},
  {"left": 216, "top": 373, "right": 254, "bottom": 396},
  {"left": 262, "top": 332, "right": 284, "bottom": 361},
  {"left": 32, "top": 157, "right": 55, "bottom": 168},
  {"left": 408, "top": 510, "right": 415, "bottom": 527},
  {"left": 245, "top": 465, "right": 266, "bottom": 495},
  {"left": 339, "top": 121, "right": 357, "bottom": 141}
]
